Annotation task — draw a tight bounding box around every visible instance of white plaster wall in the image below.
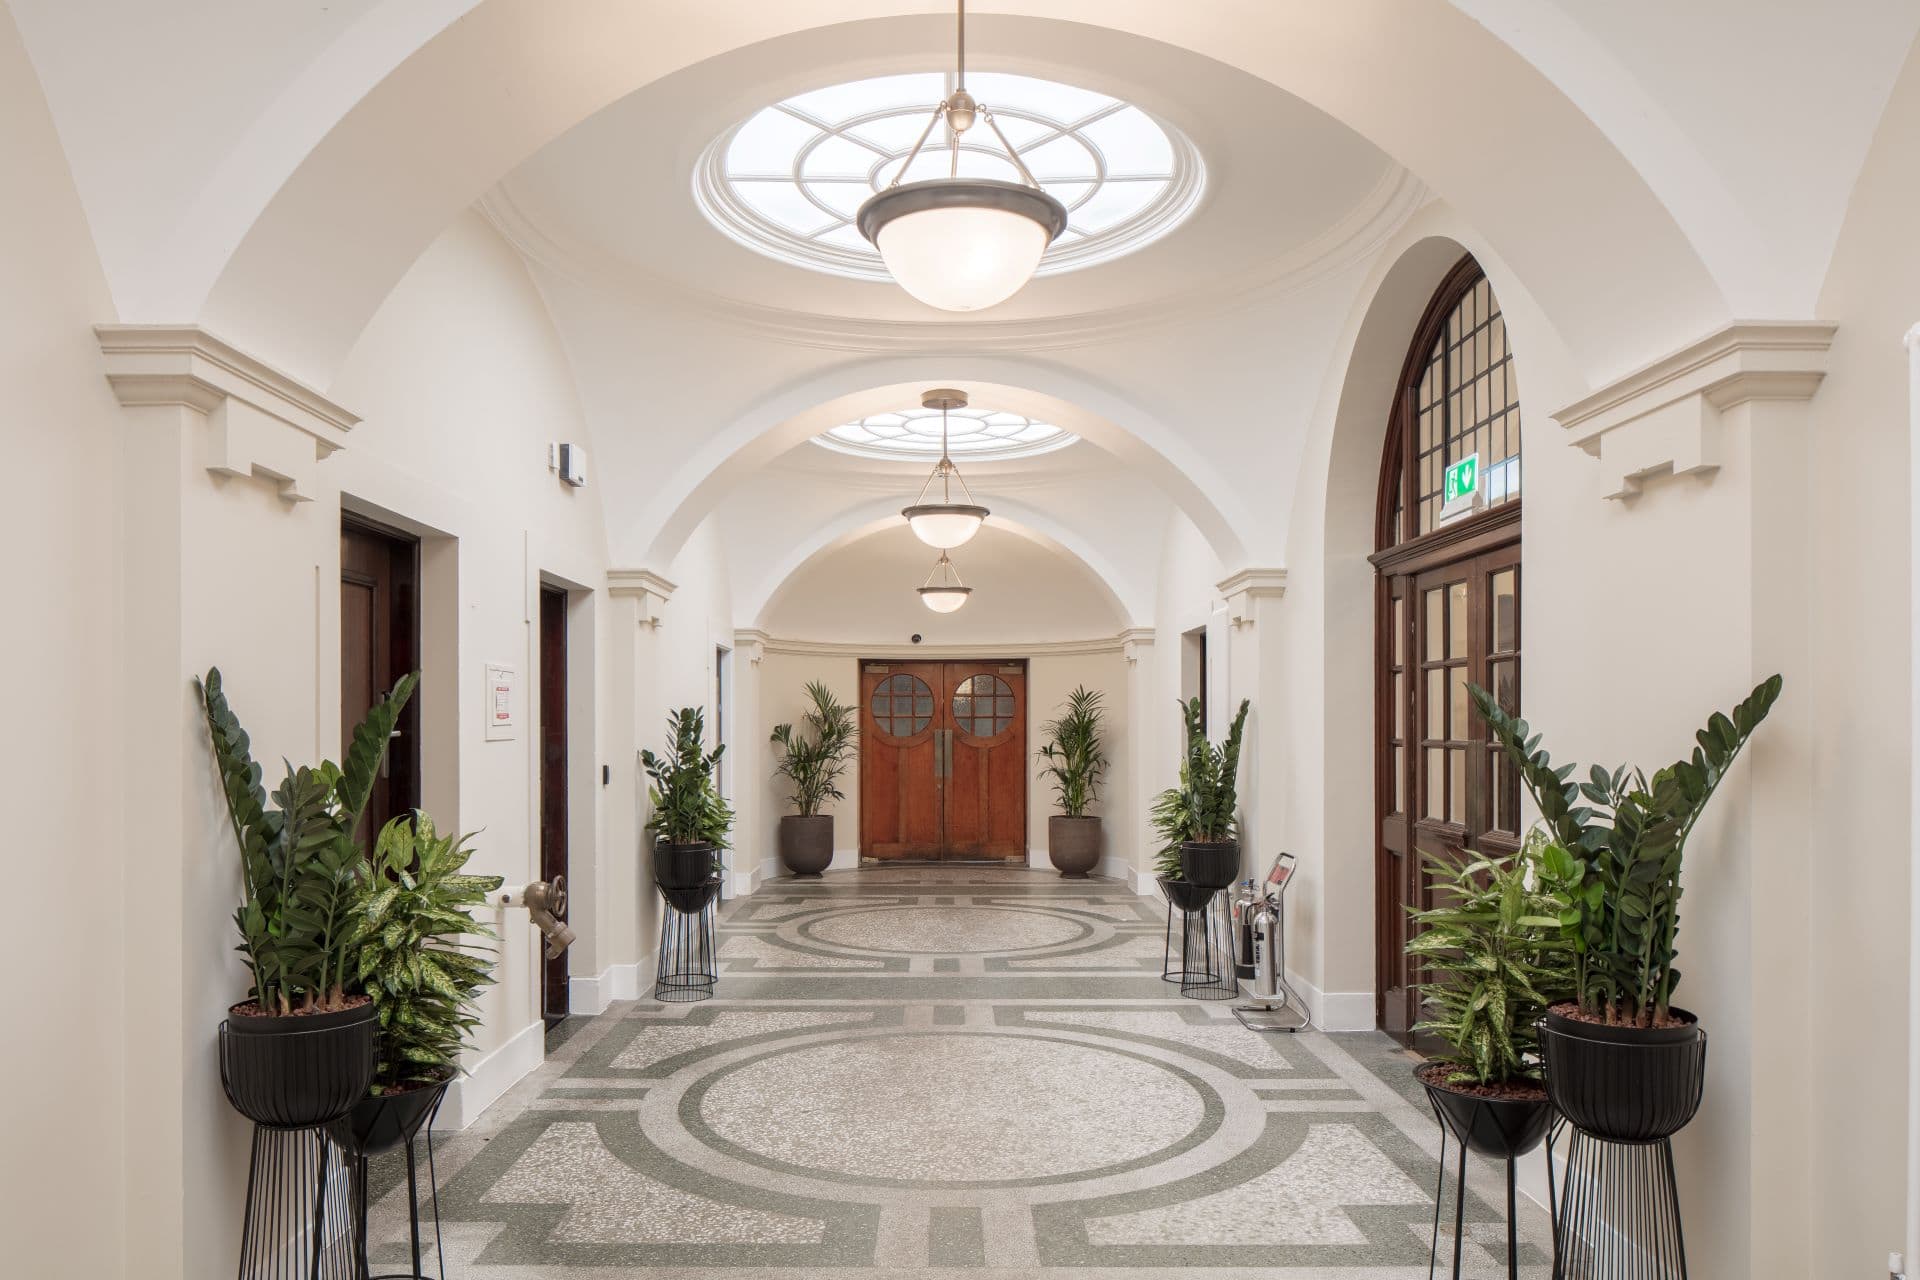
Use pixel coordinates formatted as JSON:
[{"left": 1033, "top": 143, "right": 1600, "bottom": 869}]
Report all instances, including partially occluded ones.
[{"left": 0, "top": 10, "right": 130, "bottom": 1275}]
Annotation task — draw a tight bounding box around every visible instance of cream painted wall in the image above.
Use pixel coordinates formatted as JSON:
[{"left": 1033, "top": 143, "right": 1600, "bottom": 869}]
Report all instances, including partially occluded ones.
[
  {"left": 1802, "top": 37, "right": 1920, "bottom": 1274},
  {"left": 0, "top": 10, "right": 130, "bottom": 1276}
]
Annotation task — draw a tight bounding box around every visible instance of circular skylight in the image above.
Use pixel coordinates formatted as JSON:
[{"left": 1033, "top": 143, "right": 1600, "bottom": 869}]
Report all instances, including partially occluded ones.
[
  {"left": 696, "top": 72, "right": 1204, "bottom": 281},
  {"left": 814, "top": 406, "right": 1076, "bottom": 462}
]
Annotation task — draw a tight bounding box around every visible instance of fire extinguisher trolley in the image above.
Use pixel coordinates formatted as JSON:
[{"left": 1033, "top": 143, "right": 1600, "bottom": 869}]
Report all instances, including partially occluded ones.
[{"left": 1233, "top": 852, "right": 1309, "bottom": 1033}]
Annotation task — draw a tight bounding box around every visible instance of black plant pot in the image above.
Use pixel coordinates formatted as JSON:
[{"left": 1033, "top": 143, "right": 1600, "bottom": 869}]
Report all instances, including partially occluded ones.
[
  {"left": 326, "top": 1073, "right": 451, "bottom": 1158},
  {"left": 1179, "top": 839, "right": 1239, "bottom": 890},
  {"left": 1539, "top": 1006, "right": 1707, "bottom": 1143},
  {"left": 778, "top": 815, "right": 834, "bottom": 877},
  {"left": 219, "top": 999, "right": 377, "bottom": 1128},
  {"left": 656, "top": 840, "right": 718, "bottom": 890},
  {"left": 661, "top": 876, "right": 723, "bottom": 914},
  {"left": 1157, "top": 876, "right": 1216, "bottom": 913},
  {"left": 1417, "top": 1065, "right": 1555, "bottom": 1158}
]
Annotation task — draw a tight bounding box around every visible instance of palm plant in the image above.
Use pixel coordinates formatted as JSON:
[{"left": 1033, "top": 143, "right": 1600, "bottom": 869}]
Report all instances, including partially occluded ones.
[
  {"left": 1472, "top": 674, "right": 1782, "bottom": 1028},
  {"left": 197, "top": 666, "right": 416, "bottom": 1015},
  {"left": 1149, "top": 696, "right": 1250, "bottom": 877},
  {"left": 1409, "top": 834, "right": 1574, "bottom": 1087},
  {"left": 356, "top": 814, "right": 502, "bottom": 1092},
  {"left": 1036, "top": 685, "right": 1108, "bottom": 817},
  {"left": 642, "top": 706, "right": 734, "bottom": 848},
  {"left": 769, "top": 681, "right": 857, "bottom": 816}
]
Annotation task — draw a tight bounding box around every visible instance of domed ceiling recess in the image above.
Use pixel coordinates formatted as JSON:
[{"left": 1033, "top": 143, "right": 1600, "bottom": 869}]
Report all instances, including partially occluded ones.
[
  {"left": 817, "top": 404, "right": 1074, "bottom": 461},
  {"left": 696, "top": 72, "right": 1203, "bottom": 281}
]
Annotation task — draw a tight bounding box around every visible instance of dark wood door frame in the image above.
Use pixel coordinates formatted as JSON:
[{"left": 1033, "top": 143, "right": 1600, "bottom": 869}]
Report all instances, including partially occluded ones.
[
  {"left": 538, "top": 584, "right": 570, "bottom": 1029},
  {"left": 341, "top": 514, "right": 420, "bottom": 859}
]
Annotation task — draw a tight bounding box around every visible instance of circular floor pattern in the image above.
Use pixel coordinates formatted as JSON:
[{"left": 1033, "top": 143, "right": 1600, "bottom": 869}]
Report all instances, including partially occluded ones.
[
  {"left": 694, "top": 1032, "right": 1211, "bottom": 1186},
  {"left": 800, "top": 905, "right": 1085, "bottom": 954}
]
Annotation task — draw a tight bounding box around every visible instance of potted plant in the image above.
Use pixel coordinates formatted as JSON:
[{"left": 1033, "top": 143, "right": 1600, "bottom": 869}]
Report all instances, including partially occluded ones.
[
  {"left": 1473, "top": 674, "right": 1782, "bottom": 1143},
  {"left": 328, "top": 813, "right": 502, "bottom": 1158},
  {"left": 643, "top": 706, "right": 734, "bottom": 897},
  {"left": 1408, "top": 835, "right": 1572, "bottom": 1157},
  {"left": 197, "top": 666, "right": 415, "bottom": 1128},
  {"left": 1036, "top": 685, "right": 1108, "bottom": 877},
  {"left": 1176, "top": 696, "right": 1250, "bottom": 890},
  {"left": 768, "top": 681, "right": 856, "bottom": 877}
]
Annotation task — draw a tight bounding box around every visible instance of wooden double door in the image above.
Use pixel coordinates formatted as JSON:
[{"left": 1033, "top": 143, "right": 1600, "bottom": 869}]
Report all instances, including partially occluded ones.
[
  {"left": 1375, "top": 533, "right": 1523, "bottom": 1040},
  {"left": 859, "top": 660, "right": 1027, "bottom": 862}
]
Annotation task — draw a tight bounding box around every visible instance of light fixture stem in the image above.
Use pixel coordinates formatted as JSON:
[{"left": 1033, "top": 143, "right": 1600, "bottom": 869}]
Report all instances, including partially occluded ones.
[
  {"left": 981, "top": 108, "right": 1041, "bottom": 188},
  {"left": 956, "top": 0, "right": 966, "bottom": 91}
]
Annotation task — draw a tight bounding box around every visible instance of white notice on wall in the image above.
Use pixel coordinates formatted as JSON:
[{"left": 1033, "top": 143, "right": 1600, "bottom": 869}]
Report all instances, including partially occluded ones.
[{"left": 485, "top": 662, "right": 518, "bottom": 741}]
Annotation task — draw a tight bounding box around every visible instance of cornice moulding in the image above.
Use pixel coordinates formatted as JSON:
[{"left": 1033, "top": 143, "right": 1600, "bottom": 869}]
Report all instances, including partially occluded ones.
[
  {"left": 1217, "top": 567, "right": 1288, "bottom": 627},
  {"left": 97, "top": 323, "right": 359, "bottom": 503},
  {"left": 96, "top": 324, "right": 359, "bottom": 446},
  {"left": 1553, "top": 321, "right": 1835, "bottom": 500},
  {"left": 478, "top": 167, "right": 1427, "bottom": 355},
  {"left": 760, "top": 635, "right": 1132, "bottom": 660},
  {"left": 607, "top": 568, "right": 677, "bottom": 627}
]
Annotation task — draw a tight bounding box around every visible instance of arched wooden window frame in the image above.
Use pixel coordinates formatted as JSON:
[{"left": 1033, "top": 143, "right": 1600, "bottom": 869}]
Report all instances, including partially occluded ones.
[{"left": 1368, "top": 253, "right": 1525, "bottom": 1040}]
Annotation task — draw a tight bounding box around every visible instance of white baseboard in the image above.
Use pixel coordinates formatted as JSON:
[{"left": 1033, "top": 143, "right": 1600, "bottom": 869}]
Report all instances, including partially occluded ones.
[
  {"left": 437, "top": 1017, "right": 544, "bottom": 1130},
  {"left": 570, "top": 961, "right": 644, "bottom": 1015},
  {"left": 1132, "top": 868, "right": 1160, "bottom": 896},
  {"left": 1097, "top": 854, "right": 1133, "bottom": 884},
  {"left": 830, "top": 847, "right": 860, "bottom": 872},
  {"left": 726, "top": 861, "right": 763, "bottom": 899},
  {"left": 1284, "top": 967, "right": 1374, "bottom": 1032}
]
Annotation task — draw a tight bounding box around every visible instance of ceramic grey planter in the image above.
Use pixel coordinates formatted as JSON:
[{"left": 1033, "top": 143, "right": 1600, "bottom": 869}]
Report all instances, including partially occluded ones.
[
  {"left": 1048, "top": 815, "right": 1101, "bottom": 877},
  {"left": 778, "top": 814, "right": 834, "bottom": 877}
]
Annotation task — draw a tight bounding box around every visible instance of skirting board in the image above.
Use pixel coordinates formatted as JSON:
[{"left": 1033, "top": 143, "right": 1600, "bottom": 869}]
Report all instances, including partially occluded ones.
[
  {"left": 436, "top": 1017, "right": 544, "bottom": 1131},
  {"left": 570, "top": 962, "right": 644, "bottom": 1016},
  {"left": 1098, "top": 854, "right": 1134, "bottom": 885}
]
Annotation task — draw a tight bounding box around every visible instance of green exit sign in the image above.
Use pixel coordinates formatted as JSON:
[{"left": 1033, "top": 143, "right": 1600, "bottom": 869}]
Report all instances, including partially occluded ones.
[{"left": 1444, "top": 454, "right": 1480, "bottom": 504}]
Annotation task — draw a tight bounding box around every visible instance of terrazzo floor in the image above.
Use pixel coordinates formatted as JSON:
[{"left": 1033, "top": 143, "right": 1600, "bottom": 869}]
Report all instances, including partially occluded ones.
[{"left": 367, "top": 866, "right": 1552, "bottom": 1277}]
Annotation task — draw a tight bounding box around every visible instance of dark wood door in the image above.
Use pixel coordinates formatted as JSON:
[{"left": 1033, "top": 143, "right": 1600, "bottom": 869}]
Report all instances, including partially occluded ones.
[
  {"left": 1376, "top": 537, "right": 1523, "bottom": 1038},
  {"left": 859, "top": 660, "right": 1028, "bottom": 862},
  {"left": 341, "top": 516, "right": 419, "bottom": 859},
  {"left": 538, "top": 585, "right": 569, "bottom": 1028},
  {"left": 941, "top": 663, "right": 1028, "bottom": 859}
]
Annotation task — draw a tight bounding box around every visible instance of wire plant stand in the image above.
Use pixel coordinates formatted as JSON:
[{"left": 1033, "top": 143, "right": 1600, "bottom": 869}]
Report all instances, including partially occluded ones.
[{"left": 655, "top": 876, "right": 722, "bottom": 1002}]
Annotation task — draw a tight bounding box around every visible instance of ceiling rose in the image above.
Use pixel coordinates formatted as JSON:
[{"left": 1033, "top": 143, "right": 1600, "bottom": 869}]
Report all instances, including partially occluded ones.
[{"left": 695, "top": 71, "right": 1203, "bottom": 284}]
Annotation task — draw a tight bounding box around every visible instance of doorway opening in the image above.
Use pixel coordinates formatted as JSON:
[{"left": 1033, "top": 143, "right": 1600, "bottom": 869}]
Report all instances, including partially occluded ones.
[
  {"left": 538, "top": 583, "right": 571, "bottom": 1028},
  {"left": 1371, "top": 257, "right": 1524, "bottom": 1044},
  {"left": 341, "top": 514, "right": 421, "bottom": 857},
  {"left": 858, "top": 659, "right": 1028, "bottom": 862}
]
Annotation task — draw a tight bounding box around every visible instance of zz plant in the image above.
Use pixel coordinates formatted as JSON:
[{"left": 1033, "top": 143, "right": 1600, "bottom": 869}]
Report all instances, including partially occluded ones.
[
  {"left": 1409, "top": 835, "right": 1574, "bottom": 1088},
  {"left": 642, "top": 706, "right": 735, "bottom": 848},
  {"left": 357, "top": 814, "right": 502, "bottom": 1092},
  {"left": 1036, "top": 685, "right": 1108, "bottom": 817},
  {"left": 1149, "top": 696, "right": 1250, "bottom": 878},
  {"left": 769, "top": 681, "right": 857, "bottom": 817},
  {"left": 198, "top": 666, "right": 416, "bottom": 1015},
  {"left": 1471, "top": 674, "right": 1783, "bottom": 1028}
]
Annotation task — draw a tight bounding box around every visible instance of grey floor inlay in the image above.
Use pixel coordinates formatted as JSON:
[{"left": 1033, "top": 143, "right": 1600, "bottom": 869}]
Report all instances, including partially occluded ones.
[{"left": 368, "top": 867, "right": 1551, "bottom": 1275}]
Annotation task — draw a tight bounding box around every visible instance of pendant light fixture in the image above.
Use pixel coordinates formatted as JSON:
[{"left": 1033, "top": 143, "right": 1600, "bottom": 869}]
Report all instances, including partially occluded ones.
[
  {"left": 917, "top": 550, "right": 972, "bottom": 613},
  {"left": 902, "top": 388, "right": 990, "bottom": 548},
  {"left": 855, "top": 0, "right": 1069, "bottom": 311}
]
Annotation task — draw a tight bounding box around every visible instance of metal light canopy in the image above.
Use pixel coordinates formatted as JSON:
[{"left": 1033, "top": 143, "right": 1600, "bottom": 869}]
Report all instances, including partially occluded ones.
[
  {"left": 854, "top": 0, "right": 1069, "bottom": 311},
  {"left": 917, "top": 550, "right": 973, "bottom": 613},
  {"left": 902, "top": 388, "right": 990, "bottom": 548}
]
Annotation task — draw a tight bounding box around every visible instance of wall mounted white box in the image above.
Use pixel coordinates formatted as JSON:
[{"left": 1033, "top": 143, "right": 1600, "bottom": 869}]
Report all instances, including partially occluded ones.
[{"left": 550, "top": 441, "right": 587, "bottom": 487}]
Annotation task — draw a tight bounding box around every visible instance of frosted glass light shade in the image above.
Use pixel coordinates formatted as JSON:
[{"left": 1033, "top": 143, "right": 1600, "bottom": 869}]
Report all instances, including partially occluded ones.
[
  {"left": 918, "top": 585, "right": 972, "bottom": 613},
  {"left": 902, "top": 503, "right": 989, "bottom": 548},
  {"left": 858, "top": 180, "right": 1067, "bottom": 312}
]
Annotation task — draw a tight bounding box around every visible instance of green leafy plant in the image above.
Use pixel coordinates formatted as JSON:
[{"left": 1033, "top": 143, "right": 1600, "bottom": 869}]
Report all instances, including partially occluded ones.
[
  {"left": 1149, "top": 696, "right": 1251, "bottom": 878},
  {"left": 197, "top": 666, "right": 416, "bottom": 1014},
  {"left": 1036, "top": 685, "right": 1108, "bottom": 818},
  {"left": 642, "top": 706, "right": 734, "bottom": 850},
  {"left": 1409, "top": 834, "right": 1574, "bottom": 1087},
  {"left": 356, "top": 813, "right": 502, "bottom": 1092},
  {"left": 1472, "top": 674, "right": 1783, "bottom": 1028},
  {"left": 769, "top": 681, "right": 858, "bottom": 817}
]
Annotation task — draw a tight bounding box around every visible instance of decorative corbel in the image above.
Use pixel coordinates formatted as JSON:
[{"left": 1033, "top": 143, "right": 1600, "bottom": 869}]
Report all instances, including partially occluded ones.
[
  {"left": 1216, "top": 568, "right": 1287, "bottom": 629},
  {"left": 1119, "top": 626, "right": 1154, "bottom": 664},
  {"left": 733, "top": 629, "right": 769, "bottom": 666},
  {"left": 608, "top": 569, "right": 676, "bottom": 629}
]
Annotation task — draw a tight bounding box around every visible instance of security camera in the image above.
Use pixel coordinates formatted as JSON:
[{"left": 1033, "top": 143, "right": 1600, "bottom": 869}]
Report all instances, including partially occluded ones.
[{"left": 911, "top": 633, "right": 923, "bottom": 644}]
